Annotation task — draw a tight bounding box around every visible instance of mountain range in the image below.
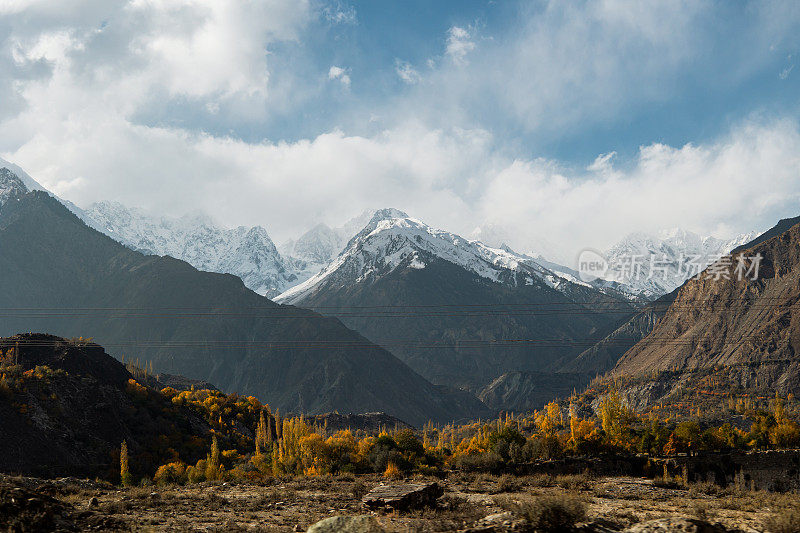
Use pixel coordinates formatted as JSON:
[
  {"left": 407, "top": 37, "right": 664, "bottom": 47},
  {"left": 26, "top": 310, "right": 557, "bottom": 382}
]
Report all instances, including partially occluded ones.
[
  {"left": 86, "top": 201, "right": 299, "bottom": 298},
  {"left": 0, "top": 167, "right": 488, "bottom": 425},
  {"left": 0, "top": 157, "right": 786, "bottom": 418},
  {"left": 601, "top": 228, "right": 759, "bottom": 299}
]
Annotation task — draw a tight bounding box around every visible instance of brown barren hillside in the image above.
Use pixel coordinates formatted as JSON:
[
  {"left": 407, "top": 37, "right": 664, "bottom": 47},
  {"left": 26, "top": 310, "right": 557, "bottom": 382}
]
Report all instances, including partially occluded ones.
[{"left": 611, "top": 219, "right": 800, "bottom": 399}]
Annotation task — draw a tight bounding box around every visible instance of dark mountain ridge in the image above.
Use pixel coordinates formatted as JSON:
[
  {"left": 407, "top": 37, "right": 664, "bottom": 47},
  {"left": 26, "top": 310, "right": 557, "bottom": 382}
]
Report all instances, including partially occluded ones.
[
  {"left": 0, "top": 178, "right": 488, "bottom": 425},
  {"left": 0, "top": 333, "right": 212, "bottom": 478}
]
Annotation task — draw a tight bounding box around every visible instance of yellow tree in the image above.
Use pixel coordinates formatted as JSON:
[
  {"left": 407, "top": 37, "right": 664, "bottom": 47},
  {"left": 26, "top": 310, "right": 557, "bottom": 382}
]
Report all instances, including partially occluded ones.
[
  {"left": 120, "top": 440, "right": 132, "bottom": 486},
  {"left": 206, "top": 434, "right": 221, "bottom": 481},
  {"left": 535, "top": 401, "right": 563, "bottom": 436},
  {"left": 255, "top": 410, "right": 268, "bottom": 456},
  {"left": 599, "top": 390, "right": 633, "bottom": 446}
]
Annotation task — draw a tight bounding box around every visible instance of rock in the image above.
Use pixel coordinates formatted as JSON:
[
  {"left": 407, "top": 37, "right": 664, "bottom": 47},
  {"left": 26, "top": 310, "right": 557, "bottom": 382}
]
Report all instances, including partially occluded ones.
[
  {"left": 88, "top": 497, "right": 99, "bottom": 508},
  {"left": 467, "top": 511, "right": 528, "bottom": 532},
  {"left": 362, "top": 482, "right": 443, "bottom": 511},
  {"left": 624, "top": 517, "right": 729, "bottom": 533},
  {"left": 307, "top": 515, "right": 384, "bottom": 533},
  {"left": 576, "top": 518, "right": 624, "bottom": 533},
  {"left": 474, "top": 511, "right": 515, "bottom": 528}
]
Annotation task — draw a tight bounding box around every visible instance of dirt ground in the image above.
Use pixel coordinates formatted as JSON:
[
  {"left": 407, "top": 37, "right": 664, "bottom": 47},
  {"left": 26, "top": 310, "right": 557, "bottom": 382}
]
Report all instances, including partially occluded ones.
[{"left": 1, "top": 472, "right": 797, "bottom": 532}]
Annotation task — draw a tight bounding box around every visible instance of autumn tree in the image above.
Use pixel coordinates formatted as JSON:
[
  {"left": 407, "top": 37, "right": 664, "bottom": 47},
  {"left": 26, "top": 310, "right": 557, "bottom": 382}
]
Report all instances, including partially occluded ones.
[
  {"left": 599, "top": 390, "right": 633, "bottom": 446},
  {"left": 120, "top": 440, "right": 132, "bottom": 486},
  {"left": 255, "top": 410, "right": 268, "bottom": 456},
  {"left": 206, "top": 434, "right": 221, "bottom": 481}
]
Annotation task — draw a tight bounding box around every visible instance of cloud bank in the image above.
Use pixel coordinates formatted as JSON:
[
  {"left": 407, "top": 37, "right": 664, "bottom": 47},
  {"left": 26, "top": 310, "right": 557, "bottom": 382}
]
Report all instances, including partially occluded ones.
[{"left": 0, "top": 0, "right": 798, "bottom": 264}]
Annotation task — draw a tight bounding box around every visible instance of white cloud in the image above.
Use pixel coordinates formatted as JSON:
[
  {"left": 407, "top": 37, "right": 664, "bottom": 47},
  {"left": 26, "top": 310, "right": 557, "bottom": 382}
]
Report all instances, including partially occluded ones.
[
  {"left": 779, "top": 64, "right": 794, "bottom": 79},
  {"left": 477, "top": 118, "right": 800, "bottom": 262},
  {"left": 5, "top": 104, "right": 800, "bottom": 262},
  {"left": 322, "top": 1, "right": 356, "bottom": 25},
  {"left": 328, "top": 65, "right": 351, "bottom": 88},
  {"left": 0, "top": 0, "right": 313, "bottom": 129},
  {"left": 445, "top": 26, "right": 475, "bottom": 66},
  {"left": 1, "top": 0, "right": 799, "bottom": 264},
  {"left": 587, "top": 151, "right": 616, "bottom": 173},
  {"left": 394, "top": 59, "right": 421, "bottom": 84},
  {"left": 394, "top": 1, "right": 800, "bottom": 139}
]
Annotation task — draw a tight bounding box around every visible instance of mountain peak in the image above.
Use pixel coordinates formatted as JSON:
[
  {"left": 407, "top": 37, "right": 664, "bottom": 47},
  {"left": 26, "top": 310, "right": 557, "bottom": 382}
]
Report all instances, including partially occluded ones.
[
  {"left": 277, "top": 210, "right": 592, "bottom": 304},
  {"left": 0, "top": 167, "right": 29, "bottom": 206},
  {"left": 369, "top": 207, "right": 409, "bottom": 224},
  {"left": 604, "top": 228, "right": 762, "bottom": 299}
]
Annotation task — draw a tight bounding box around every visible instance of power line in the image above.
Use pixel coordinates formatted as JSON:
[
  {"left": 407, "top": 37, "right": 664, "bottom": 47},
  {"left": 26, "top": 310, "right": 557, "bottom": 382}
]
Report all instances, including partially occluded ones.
[
  {"left": 0, "top": 301, "right": 792, "bottom": 319},
  {"left": 0, "top": 293, "right": 795, "bottom": 311},
  {"left": 1, "top": 333, "right": 795, "bottom": 351}
]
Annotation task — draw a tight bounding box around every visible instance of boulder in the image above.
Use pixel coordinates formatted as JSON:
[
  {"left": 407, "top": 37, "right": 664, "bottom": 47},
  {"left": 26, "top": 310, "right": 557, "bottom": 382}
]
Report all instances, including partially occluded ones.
[
  {"left": 307, "top": 515, "right": 384, "bottom": 533},
  {"left": 362, "top": 482, "right": 444, "bottom": 511}
]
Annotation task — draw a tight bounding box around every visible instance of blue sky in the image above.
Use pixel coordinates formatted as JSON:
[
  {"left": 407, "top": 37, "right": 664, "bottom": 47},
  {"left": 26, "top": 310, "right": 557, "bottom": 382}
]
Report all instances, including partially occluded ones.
[{"left": 1, "top": 0, "right": 799, "bottom": 260}]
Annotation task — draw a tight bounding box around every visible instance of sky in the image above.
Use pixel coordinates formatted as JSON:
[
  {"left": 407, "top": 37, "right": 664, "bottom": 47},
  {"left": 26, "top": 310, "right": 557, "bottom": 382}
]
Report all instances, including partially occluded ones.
[{"left": 0, "top": 0, "right": 799, "bottom": 263}]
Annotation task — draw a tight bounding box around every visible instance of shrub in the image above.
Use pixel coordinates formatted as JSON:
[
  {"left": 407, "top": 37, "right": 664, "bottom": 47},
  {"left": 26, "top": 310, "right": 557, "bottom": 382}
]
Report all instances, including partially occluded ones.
[
  {"left": 453, "top": 451, "right": 503, "bottom": 473},
  {"left": 554, "top": 473, "right": 591, "bottom": 491},
  {"left": 351, "top": 481, "right": 369, "bottom": 500},
  {"left": 495, "top": 474, "right": 521, "bottom": 493},
  {"left": 688, "top": 480, "right": 722, "bottom": 497},
  {"left": 153, "top": 461, "right": 187, "bottom": 485},
  {"left": 384, "top": 461, "right": 403, "bottom": 480},
  {"left": 764, "top": 508, "right": 800, "bottom": 533},
  {"left": 500, "top": 494, "right": 587, "bottom": 532}
]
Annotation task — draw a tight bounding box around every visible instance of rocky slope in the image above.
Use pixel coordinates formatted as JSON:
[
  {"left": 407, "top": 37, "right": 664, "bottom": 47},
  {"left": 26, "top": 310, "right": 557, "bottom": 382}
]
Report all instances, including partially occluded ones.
[
  {"left": 0, "top": 174, "right": 488, "bottom": 425},
  {"left": 556, "top": 290, "right": 677, "bottom": 375},
  {"left": 0, "top": 167, "right": 29, "bottom": 207},
  {"left": 0, "top": 158, "right": 105, "bottom": 232},
  {"left": 608, "top": 217, "right": 800, "bottom": 408},
  {"left": 277, "top": 209, "right": 635, "bottom": 390},
  {"left": 478, "top": 371, "right": 591, "bottom": 412}
]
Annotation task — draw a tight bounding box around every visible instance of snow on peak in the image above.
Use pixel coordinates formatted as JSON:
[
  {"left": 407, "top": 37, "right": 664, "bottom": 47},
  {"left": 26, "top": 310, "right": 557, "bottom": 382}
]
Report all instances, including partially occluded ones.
[
  {"left": 0, "top": 167, "right": 29, "bottom": 206},
  {"left": 602, "top": 228, "right": 760, "bottom": 298},
  {"left": 276, "top": 210, "right": 576, "bottom": 304},
  {"left": 86, "top": 201, "right": 295, "bottom": 297},
  {"left": 0, "top": 158, "right": 48, "bottom": 194},
  {"left": 370, "top": 207, "right": 409, "bottom": 222}
]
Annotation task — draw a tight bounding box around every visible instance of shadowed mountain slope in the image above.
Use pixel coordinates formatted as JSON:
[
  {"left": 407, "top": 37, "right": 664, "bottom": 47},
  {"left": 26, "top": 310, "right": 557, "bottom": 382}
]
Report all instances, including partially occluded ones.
[{"left": 0, "top": 183, "right": 488, "bottom": 425}]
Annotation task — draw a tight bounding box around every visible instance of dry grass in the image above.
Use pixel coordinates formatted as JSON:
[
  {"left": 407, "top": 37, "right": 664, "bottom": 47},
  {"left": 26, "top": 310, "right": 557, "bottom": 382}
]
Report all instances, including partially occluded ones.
[
  {"left": 4, "top": 472, "right": 800, "bottom": 532},
  {"left": 764, "top": 508, "right": 800, "bottom": 533},
  {"left": 496, "top": 493, "right": 587, "bottom": 532},
  {"left": 494, "top": 474, "right": 522, "bottom": 493}
]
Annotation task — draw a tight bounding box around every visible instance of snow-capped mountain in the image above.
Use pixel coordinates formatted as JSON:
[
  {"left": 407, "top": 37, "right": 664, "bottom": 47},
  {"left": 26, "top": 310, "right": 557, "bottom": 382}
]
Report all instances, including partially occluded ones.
[
  {"left": 0, "top": 158, "right": 48, "bottom": 195},
  {"left": 279, "top": 210, "right": 376, "bottom": 263},
  {"left": 287, "top": 223, "right": 341, "bottom": 264},
  {"left": 278, "top": 209, "right": 386, "bottom": 287},
  {"left": 601, "top": 228, "right": 760, "bottom": 299},
  {"left": 86, "top": 201, "right": 298, "bottom": 297},
  {"left": 0, "top": 168, "right": 29, "bottom": 207},
  {"left": 275, "top": 208, "right": 635, "bottom": 389},
  {"left": 0, "top": 159, "right": 106, "bottom": 232},
  {"left": 278, "top": 208, "right": 606, "bottom": 304}
]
